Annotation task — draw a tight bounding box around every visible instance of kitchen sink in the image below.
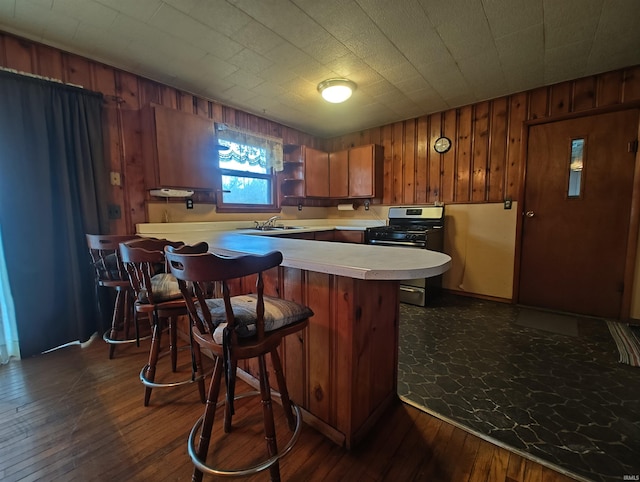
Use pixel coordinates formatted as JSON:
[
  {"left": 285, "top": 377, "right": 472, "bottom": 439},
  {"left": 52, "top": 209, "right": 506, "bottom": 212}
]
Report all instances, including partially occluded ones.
[{"left": 246, "top": 226, "right": 305, "bottom": 231}]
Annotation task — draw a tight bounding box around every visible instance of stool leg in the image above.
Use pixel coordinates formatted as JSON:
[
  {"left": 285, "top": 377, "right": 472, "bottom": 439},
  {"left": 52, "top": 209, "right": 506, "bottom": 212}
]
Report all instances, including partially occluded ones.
[
  {"left": 191, "top": 339, "right": 206, "bottom": 404},
  {"left": 223, "top": 357, "right": 237, "bottom": 433},
  {"left": 122, "top": 289, "right": 131, "bottom": 341},
  {"left": 170, "top": 316, "right": 178, "bottom": 372},
  {"left": 192, "top": 356, "right": 224, "bottom": 482},
  {"left": 108, "top": 289, "right": 125, "bottom": 359},
  {"left": 258, "top": 354, "right": 280, "bottom": 482},
  {"left": 144, "top": 312, "right": 163, "bottom": 406},
  {"left": 270, "top": 348, "right": 296, "bottom": 431},
  {"left": 133, "top": 296, "right": 141, "bottom": 348}
]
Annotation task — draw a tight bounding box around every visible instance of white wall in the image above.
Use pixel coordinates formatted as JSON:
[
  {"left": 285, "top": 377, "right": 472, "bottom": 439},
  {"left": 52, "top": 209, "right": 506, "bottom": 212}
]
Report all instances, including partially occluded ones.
[
  {"left": 441, "top": 203, "right": 518, "bottom": 300},
  {"left": 147, "top": 202, "right": 331, "bottom": 223}
]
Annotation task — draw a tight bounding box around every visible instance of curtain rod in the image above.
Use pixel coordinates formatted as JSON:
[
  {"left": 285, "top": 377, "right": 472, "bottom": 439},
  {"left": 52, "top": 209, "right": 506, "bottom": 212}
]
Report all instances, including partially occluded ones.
[
  {"left": 215, "top": 122, "right": 283, "bottom": 144},
  {"left": 0, "top": 67, "right": 103, "bottom": 99},
  {"left": 0, "top": 66, "right": 82, "bottom": 88}
]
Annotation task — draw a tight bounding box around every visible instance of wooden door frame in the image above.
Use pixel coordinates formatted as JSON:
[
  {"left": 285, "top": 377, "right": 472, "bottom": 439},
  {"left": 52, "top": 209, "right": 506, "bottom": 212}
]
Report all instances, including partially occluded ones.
[{"left": 512, "top": 105, "right": 640, "bottom": 321}]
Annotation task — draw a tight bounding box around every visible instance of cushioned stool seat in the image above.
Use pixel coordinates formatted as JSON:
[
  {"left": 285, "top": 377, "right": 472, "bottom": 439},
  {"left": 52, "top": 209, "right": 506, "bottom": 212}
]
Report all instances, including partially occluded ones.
[{"left": 199, "top": 294, "right": 312, "bottom": 344}]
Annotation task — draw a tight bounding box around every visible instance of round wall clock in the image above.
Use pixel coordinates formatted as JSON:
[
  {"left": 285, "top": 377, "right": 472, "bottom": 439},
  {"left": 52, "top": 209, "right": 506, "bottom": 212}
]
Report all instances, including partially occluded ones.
[{"left": 434, "top": 136, "right": 451, "bottom": 154}]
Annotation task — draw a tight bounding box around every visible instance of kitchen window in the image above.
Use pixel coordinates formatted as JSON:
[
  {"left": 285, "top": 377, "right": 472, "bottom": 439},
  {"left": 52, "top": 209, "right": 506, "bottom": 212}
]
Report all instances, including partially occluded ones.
[{"left": 215, "top": 124, "right": 283, "bottom": 212}]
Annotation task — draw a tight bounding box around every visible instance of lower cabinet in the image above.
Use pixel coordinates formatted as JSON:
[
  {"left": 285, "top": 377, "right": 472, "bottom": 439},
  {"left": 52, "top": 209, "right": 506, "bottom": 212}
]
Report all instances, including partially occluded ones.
[
  {"left": 275, "top": 230, "right": 363, "bottom": 243},
  {"left": 313, "top": 230, "right": 335, "bottom": 241},
  {"left": 237, "top": 266, "right": 401, "bottom": 449},
  {"left": 333, "top": 230, "right": 364, "bottom": 244},
  {"left": 274, "top": 232, "right": 315, "bottom": 240}
]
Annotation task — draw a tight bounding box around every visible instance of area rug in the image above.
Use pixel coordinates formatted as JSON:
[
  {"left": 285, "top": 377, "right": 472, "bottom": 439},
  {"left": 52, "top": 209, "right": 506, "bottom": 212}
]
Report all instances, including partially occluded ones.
[
  {"left": 606, "top": 320, "right": 640, "bottom": 366},
  {"left": 398, "top": 296, "right": 640, "bottom": 482}
]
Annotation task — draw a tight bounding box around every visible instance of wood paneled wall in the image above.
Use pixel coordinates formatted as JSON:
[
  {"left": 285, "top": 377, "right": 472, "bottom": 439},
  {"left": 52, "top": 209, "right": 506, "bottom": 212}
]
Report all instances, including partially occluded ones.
[
  {"left": 2, "top": 31, "right": 640, "bottom": 231},
  {"left": 324, "top": 67, "right": 640, "bottom": 206},
  {"left": 0, "top": 32, "right": 320, "bottom": 234}
]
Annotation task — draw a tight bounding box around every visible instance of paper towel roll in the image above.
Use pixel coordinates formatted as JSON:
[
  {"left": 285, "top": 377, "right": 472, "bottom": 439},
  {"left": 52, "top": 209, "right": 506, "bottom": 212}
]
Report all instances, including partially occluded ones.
[{"left": 337, "top": 203, "right": 355, "bottom": 211}]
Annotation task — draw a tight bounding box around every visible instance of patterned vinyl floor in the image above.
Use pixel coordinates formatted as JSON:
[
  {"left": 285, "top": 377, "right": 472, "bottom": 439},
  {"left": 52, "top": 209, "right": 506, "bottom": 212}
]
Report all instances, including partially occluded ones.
[{"left": 397, "top": 294, "right": 640, "bottom": 482}]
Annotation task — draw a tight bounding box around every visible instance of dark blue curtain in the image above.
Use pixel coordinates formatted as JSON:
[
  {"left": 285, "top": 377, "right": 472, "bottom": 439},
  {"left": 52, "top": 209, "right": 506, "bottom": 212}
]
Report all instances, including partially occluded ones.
[{"left": 0, "top": 70, "right": 109, "bottom": 358}]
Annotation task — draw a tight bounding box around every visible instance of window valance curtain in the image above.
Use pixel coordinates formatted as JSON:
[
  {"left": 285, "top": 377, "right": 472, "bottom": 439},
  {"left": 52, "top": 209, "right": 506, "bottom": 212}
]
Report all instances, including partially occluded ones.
[{"left": 215, "top": 123, "right": 284, "bottom": 172}]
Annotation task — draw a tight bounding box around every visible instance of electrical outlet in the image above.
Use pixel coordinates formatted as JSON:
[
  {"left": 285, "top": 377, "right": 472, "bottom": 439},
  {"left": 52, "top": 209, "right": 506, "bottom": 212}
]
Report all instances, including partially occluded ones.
[
  {"left": 108, "top": 204, "right": 121, "bottom": 219},
  {"left": 110, "top": 171, "right": 121, "bottom": 186},
  {"left": 504, "top": 198, "right": 512, "bottom": 210},
  {"left": 186, "top": 199, "right": 194, "bottom": 209}
]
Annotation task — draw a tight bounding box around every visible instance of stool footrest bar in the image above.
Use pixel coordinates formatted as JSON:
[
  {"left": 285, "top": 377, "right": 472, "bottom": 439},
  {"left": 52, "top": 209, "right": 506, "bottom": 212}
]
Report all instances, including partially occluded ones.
[{"left": 188, "top": 391, "right": 302, "bottom": 477}]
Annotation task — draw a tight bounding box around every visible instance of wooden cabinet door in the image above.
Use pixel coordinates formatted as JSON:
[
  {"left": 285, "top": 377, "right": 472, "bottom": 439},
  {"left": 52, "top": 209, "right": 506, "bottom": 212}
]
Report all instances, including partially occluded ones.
[
  {"left": 304, "top": 147, "right": 330, "bottom": 197},
  {"left": 329, "top": 150, "right": 348, "bottom": 197},
  {"left": 274, "top": 232, "right": 315, "bottom": 240},
  {"left": 348, "top": 145, "right": 383, "bottom": 198},
  {"left": 314, "top": 230, "right": 335, "bottom": 241},
  {"left": 333, "top": 230, "right": 364, "bottom": 243},
  {"left": 144, "top": 104, "right": 217, "bottom": 190}
]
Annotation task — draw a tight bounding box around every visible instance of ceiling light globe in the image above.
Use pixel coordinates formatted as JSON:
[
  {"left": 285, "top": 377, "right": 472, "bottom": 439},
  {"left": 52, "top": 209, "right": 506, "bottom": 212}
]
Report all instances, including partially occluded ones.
[{"left": 318, "top": 79, "right": 356, "bottom": 103}]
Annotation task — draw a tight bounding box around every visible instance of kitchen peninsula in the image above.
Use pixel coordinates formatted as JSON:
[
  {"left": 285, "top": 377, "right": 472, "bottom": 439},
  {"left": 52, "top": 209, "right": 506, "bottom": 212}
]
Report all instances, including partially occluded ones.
[{"left": 138, "top": 222, "right": 451, "bottom": 448}]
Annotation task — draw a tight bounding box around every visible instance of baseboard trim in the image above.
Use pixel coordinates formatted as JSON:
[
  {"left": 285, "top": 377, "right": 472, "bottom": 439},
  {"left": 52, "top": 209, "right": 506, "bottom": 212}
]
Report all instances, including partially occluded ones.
[{"left": 442, "top": 288, "right": 512, "bottom": 304}]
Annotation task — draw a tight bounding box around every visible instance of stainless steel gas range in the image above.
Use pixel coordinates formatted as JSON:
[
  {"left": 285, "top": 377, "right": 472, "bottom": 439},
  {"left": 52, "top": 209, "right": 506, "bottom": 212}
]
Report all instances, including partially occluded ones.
[{"left": 365, "top": 205, "right": 445, "bottom": 306}]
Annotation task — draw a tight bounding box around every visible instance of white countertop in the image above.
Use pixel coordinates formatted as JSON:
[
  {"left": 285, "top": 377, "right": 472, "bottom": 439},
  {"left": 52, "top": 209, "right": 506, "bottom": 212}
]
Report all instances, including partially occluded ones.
[
  {"left": 137, "top": 221, "right": 451, "bottom": 281},
  {"left": 137, "top": 219, "right": 383, "bottom": 233}
]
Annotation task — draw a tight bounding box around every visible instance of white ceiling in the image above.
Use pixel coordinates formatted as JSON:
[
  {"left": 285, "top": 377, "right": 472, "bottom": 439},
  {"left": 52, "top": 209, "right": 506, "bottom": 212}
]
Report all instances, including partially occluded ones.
[{"left": 1, "top": 0, "right": 640, "bottom": 138}]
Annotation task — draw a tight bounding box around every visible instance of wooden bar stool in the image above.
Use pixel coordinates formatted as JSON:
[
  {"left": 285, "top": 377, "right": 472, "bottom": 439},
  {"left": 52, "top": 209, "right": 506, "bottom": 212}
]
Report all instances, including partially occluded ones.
[
  {"left": 120, "top": 238, "right": 208, "bottom": 406},
  {"left": 165, "top": 246, "right": 313, "bottom": 482},
  {"left": 86, "top": 233, "right": 144, "bottom": 359}
]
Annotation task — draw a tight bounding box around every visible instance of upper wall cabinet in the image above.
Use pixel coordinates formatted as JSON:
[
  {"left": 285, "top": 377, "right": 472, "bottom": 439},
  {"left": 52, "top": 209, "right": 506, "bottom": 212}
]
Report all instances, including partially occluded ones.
[
  {"left": 303, "top": 146, "right": 330, "bottom": 197},
  {"left": 348, "top": 144, "right": 384, "bottom": 198},
  {"left": 142, "top": 103, "right": 217, "bottom": 190},
  {"left": 329, "top": 149, "right": 349, "bottom": 198},
  {"left": 278, "top": 143, "right": 384, "bottom": 202},
  {"left": 328, "top": 145, "right": 384, "bottom": 198}
]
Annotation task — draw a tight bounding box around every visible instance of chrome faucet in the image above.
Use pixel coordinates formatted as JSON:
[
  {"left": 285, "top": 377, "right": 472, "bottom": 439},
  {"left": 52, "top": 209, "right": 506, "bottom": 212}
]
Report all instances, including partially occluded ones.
[{"left": 254, "top": 215, "right": 281, "bottom": 230}]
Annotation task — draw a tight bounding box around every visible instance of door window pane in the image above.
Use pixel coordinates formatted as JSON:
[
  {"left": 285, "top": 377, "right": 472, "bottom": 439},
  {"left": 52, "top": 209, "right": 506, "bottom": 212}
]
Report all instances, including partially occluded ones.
[{"left": 568, "top": 138, "right": 584, "bottom": 198}]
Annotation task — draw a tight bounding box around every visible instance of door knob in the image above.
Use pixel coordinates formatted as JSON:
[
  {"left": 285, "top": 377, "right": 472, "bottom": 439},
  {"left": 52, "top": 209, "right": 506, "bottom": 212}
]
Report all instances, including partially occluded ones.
[{"left": 525, "top": 211, "right": 535, "bottom": 218}]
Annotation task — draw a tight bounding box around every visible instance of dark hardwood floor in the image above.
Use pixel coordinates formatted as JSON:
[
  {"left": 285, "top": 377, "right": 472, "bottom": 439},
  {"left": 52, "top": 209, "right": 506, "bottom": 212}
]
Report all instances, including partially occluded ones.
[{"left": 0, "top": 338, "right": 578, "bottom": 481}]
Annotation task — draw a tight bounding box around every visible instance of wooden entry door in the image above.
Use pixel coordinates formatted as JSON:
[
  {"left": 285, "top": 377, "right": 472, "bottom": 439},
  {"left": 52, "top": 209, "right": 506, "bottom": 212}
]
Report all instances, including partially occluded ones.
[{"left": 519, "top": 109, "right": 638, "bottom": 318}]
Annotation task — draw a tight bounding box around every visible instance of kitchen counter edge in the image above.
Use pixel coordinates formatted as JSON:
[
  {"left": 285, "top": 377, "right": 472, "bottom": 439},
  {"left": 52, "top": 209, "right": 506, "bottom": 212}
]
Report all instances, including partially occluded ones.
[{"left": 137, "top": 223, "right": 451, "bottom": 281}]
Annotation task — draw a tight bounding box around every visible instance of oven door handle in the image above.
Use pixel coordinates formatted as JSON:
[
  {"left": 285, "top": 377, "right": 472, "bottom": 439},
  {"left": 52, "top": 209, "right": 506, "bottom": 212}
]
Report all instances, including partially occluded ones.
[
  {"left": 367, "top": 239, "right": 426, "bottom": 248},
  {"left": 400, "top": 286, "right": 425, "bottom": 293}
]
